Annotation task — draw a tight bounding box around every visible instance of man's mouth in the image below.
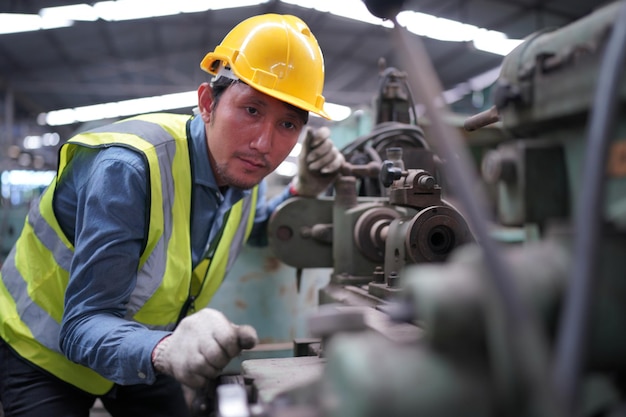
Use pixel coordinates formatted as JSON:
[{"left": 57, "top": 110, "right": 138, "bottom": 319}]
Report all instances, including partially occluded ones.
[{"left": 238, "top": 155, "right": 268, "bottom": 170}]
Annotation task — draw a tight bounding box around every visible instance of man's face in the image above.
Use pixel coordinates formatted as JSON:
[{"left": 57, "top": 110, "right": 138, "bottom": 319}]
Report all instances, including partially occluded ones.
[{"left": 199, "top": 82, "right": 305, "bottom": 189}]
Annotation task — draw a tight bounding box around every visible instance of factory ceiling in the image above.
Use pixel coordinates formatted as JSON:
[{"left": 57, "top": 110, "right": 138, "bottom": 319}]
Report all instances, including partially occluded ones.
[{"left": 0, "top": 0, "right": 614, "bottom": 161}]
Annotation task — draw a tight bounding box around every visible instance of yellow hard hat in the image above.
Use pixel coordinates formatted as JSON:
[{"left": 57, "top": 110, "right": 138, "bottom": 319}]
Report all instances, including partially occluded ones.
[{"left": 200, "top": 14, "right": 329, "bottom": 119}]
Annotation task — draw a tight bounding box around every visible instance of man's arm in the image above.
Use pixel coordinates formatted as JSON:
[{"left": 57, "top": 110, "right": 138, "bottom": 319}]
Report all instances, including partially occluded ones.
[{"left": 56, "top": 146, "right": 168, "bottom": 385}]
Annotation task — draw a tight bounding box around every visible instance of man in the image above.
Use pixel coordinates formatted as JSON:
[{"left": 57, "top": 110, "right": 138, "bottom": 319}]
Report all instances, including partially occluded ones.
[{"left": 0, "top": 14, "right": 343, "bottom": 417}]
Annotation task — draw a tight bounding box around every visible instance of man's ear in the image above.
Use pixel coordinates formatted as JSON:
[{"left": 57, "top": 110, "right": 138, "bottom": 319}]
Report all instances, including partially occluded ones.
[{"left": 197, "top": 82, "right": 214, "bottom": 123}]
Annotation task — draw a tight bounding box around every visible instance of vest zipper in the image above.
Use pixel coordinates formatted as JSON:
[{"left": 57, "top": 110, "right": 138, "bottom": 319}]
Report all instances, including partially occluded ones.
[{"left": 176, "top": 295, "right": 196, "bottom": 325}]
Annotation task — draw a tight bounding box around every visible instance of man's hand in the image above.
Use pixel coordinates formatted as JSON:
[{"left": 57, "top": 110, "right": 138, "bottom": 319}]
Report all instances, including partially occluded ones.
[
  {"left": 152, "top": 308, "right": 258, "bottom": 388},
  {"left": 292, "top": 127, "right": 344, "bottom": 197}
]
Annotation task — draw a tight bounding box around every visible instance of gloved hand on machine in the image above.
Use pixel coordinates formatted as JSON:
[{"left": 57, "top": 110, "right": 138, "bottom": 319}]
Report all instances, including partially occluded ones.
[
  {"left": 291, "top": 126, "right": 344, "bottom": 197},
  {"left": 151, "top": 308, "right": 258, "bottom": 388}
]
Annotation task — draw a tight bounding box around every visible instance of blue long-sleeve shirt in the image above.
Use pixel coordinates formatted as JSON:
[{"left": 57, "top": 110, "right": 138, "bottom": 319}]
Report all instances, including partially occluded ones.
[{"left": 55, "top": 115, "right": 291, "bottom": 385}]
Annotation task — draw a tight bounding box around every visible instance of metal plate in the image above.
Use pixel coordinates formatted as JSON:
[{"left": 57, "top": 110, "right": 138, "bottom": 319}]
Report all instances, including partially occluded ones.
[{"left": 268, "top": 197, "right": 334, "bottom": 269}]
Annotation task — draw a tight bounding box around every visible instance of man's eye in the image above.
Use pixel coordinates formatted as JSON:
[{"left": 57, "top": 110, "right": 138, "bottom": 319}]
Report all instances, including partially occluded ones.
[{"left": 246, "top": 107, "right": 258, "bottom": 115}]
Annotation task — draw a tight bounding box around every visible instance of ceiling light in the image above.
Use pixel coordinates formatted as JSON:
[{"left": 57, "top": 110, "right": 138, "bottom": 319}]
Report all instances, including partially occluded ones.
[
  {"left": 40, "top": 91, "right": 197, "bottom": 126},
  {"left": 94, "top": 0, "right": 182, "bottom": 21},
  {"left": 47, "top": 0, "right": 269, "bottom": 23},
  {"left": 396, "top": 11, "right": 522, "bottom": 55},
  {"left": 0, "top": 13, "right": 72, "bottom": 34},
  {"left": 40, "top": 4, "right": 99, "bottom": 22},
  {"left": 396, "top": 11, "right": 479, "bottom": 42}
]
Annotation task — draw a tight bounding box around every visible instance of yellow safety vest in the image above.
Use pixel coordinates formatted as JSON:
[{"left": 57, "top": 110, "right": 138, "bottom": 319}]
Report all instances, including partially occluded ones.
[{"left": 0, "top": 113, "right": 258, "bottom": 394}]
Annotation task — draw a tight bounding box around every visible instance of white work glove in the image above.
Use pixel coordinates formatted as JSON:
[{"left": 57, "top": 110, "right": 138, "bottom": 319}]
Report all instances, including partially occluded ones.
[
  {"left": 292, "top": 126, "right": 344, "bottom": 197},
  {"left": 152, "top": 308, "right": 258, "bottom": 388}
]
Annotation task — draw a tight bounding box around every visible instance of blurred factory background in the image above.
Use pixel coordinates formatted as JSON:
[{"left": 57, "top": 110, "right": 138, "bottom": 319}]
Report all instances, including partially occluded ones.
[{"left": 0, "top": 1, "right": 621, "bottom": 416}]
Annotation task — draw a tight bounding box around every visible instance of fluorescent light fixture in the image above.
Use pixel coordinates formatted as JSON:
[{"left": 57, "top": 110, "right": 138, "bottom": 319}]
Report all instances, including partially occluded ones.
[
  {"left": 92, "top": 0, "right": 268, "bottom": 21},
  {"left": 94, "top": 0, "right": 183, "bottom": 21},
  {"left": 40, "top": 4, "right": 99, "bottom": 22},
  {"left": 0, "top": 13, "right": 72, "bottom": 34},
  {"left": 40, "top": 91, "right": 352, "bottom": 126},
  {"left": 40, "top": 91, "right": 197, "bottom": 126},
  {"left": 397, "top": 11, "right": 480, "bottom": 42},
  {"left": 45, "top": 0, "right": 268, "bottom": 24},
  {"left": 395, "top": 10, "right": 522, "bottom": 55}
]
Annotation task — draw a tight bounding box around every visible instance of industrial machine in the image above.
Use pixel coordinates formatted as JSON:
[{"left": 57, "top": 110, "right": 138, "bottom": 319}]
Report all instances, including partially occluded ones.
[
  {"left": 268, "top": 152, "right": 473, "bottom": 303},
  {"left": 201, "top": 1, "right": 626, "bottom": 416}
]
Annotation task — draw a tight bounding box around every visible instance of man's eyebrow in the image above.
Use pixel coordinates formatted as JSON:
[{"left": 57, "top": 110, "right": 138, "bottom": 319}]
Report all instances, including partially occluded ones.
[
  {"left": 246, "top": 96, "right": 268, "bottom": 108},
  {"left": 281, "top": 102, "right": 307, "bottom": 123},
  {"left": 244, "top": 90, "right": 306, "bottom": 123},
  {"left": 281, "top": 103, "right": 299, "bottom": 116}
]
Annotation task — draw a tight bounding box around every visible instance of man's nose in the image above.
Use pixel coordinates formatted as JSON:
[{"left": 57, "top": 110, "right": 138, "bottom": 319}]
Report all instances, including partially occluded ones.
[{"left": 250, "top": 122, "right": 273, "bottom": 153}]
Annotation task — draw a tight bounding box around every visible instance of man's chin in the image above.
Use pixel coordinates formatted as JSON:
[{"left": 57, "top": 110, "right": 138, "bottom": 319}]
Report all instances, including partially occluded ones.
[{"left": 223, "top": 174, "right": 262, "bottom": 190}]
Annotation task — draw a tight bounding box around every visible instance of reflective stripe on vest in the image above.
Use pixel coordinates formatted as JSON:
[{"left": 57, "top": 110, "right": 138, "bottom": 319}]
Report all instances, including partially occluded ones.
[{"left": 0, "top": 113, "right": 258, "bottom": 394}]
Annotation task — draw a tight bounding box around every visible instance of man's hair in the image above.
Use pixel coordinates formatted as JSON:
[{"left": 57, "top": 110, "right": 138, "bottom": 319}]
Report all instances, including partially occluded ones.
[{"left": 210, "top": 77, "right": 309, "bottom": 125}]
